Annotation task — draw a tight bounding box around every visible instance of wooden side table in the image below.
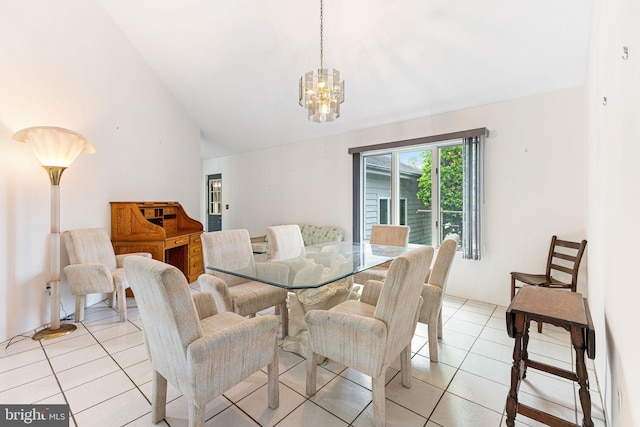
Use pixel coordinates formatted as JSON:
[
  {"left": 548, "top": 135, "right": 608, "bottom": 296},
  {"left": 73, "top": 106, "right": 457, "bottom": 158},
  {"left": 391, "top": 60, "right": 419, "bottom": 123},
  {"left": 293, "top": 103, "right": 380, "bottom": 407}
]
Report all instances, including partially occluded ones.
[{"left": 505, "top": 285, "right": 596, "bottom": 427}]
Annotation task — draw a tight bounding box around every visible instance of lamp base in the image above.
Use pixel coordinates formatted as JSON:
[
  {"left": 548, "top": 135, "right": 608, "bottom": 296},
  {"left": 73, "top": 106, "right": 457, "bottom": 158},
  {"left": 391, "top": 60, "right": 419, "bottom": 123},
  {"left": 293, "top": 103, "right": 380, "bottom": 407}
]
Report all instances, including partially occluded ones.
[{"left": 32, "top": 323, "right": 77, "bottom": 341}]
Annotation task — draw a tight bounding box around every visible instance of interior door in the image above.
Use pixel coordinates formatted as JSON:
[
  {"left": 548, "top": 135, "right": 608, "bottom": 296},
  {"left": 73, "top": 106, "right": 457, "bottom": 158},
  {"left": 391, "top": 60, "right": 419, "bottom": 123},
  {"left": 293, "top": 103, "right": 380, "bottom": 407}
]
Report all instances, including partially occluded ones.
[{"left": 207, "top": 174, "right": 222, "bottom": 231}]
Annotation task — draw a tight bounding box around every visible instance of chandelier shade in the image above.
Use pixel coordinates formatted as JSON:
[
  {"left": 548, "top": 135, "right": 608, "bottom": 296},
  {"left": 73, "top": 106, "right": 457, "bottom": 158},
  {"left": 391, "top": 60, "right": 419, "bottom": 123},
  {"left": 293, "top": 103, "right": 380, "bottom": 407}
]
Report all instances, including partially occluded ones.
[
  {"left": 299, "top": 68, "right": 344, "bottom": 122},
  {"left": 299, "top": 0, "right": 344, "bottom": 123}
]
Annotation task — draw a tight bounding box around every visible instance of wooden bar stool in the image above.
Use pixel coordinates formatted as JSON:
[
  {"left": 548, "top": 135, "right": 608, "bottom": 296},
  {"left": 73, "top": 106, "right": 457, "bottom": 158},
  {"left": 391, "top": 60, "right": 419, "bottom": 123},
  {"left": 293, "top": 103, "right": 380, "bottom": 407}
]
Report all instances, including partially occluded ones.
[{"left": 505, "top": 285, "right": 595, "bottom": 427}]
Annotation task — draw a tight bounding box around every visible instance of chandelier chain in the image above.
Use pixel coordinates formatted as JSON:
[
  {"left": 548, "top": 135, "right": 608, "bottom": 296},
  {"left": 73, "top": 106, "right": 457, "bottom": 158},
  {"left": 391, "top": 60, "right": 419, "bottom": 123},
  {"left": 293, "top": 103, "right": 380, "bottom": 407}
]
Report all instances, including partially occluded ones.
[{"left": 320, "top": 0, "right": 323, "bottom": 70}]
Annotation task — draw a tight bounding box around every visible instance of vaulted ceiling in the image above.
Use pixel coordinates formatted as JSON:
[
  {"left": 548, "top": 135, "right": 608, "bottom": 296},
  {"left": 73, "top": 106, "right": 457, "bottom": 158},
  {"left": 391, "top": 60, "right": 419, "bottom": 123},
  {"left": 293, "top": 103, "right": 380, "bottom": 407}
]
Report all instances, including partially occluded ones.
[{"left": 99, "top": 0, "right": 593, "bottom": 159}]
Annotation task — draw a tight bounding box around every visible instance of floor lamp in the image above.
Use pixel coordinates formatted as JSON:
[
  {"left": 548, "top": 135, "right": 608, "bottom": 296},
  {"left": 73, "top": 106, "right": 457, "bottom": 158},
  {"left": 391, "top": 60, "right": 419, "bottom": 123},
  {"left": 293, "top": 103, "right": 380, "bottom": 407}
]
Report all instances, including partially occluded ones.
[{"left": 13, "top": 126, "right": 95, "bottom": 340}]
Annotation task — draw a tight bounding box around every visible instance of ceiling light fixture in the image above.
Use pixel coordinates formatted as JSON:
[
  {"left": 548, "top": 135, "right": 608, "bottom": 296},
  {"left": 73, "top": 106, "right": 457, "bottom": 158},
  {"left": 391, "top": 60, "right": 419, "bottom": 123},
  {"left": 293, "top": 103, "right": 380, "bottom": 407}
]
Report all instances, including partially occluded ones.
[{"left": 299, "top": 0, "right": 344, "bottom": 122}]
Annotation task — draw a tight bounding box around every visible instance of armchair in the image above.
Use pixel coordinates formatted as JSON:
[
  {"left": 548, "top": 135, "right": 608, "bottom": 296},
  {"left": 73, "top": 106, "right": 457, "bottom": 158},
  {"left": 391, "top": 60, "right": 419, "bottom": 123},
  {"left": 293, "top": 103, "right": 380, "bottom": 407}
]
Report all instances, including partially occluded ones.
[
  {"left": 361, "top": 235, "right": 459, "bottom": 362},
  {"left": 305, "top": 246, "right": 432, "bottom": 427},
  {"left": 124, "top": 256, "right": 279, "bottom": 427},
  {"left": 200, "top": 229, "right": 289, "bottom": 337},
  {"left": 266, "top": 224, "right": 306, "bottom": 260},
  {"left": 62, "top": 228, "right": 151, "bottom": 322},
  {"left": 353, "top": 224, "right": 410, "bottom": 284},
  {"left": 419, "top": 234, "right": 459, "bottom": 362}
]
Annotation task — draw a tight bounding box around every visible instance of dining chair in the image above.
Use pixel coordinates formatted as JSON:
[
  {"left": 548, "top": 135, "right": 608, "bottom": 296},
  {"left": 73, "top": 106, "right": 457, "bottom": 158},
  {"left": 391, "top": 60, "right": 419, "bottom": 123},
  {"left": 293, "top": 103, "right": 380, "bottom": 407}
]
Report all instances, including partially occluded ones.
[
  {"left": 419, "top": 234, "right": 459, "bottom": 362},
  {"left": 353, "top": 224, "right": 410, "bottom": 284},
  {"left": 124, "top": 256, "right": 279, "bottom": 427},
  {"left": 266, "top": 224, "right": 306, "bottom": 260},
  {"left": 510, "top": 235, "right": 587, "bottom": 332},
  {"left": 354, "top": 235, "right": 458, "bottom": 363},
  {"left": 305, "top": 246, "right": 432, "bottom": 427},
  {"left": 200, "top": 229, "right": 289, "bottom": 337},
  {"left": 62, "top": 227, "right": 151, "bottom": 322}
]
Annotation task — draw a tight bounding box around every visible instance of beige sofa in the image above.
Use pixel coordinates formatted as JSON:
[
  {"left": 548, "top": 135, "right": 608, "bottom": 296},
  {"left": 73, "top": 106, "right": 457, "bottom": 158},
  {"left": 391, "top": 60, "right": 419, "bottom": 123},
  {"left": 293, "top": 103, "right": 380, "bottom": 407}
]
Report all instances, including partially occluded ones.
[{"left": 251, "top": 223, "right": 345, "bottom": 254}]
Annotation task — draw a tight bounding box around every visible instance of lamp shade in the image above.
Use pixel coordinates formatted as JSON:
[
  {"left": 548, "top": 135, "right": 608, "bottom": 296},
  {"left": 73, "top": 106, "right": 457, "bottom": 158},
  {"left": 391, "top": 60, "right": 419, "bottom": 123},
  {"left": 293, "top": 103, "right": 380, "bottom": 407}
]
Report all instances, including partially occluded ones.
[{"left": 13, "top": 126, "right": 95, "bottom": 167}]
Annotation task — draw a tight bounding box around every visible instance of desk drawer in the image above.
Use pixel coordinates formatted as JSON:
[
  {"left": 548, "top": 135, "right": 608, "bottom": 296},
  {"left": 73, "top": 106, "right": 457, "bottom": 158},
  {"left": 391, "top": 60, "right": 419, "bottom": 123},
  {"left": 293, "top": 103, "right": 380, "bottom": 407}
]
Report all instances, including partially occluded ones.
[
  {"left": 190, "top": 254, "right": 203, "bottom": 274},
  {"left": 189, "top": 242, "right": 202, "bottom": 257},
  {"left": 165, "top": 235, "right": 189, "bottom": 249}
]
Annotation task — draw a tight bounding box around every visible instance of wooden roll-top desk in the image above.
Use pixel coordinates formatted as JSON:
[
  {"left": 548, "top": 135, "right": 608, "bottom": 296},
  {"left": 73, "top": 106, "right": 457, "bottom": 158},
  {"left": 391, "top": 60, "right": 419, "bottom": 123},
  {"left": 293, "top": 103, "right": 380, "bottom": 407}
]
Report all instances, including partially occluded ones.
[{"left": 110, "top": 201, "right": 204, "bottom": 282}]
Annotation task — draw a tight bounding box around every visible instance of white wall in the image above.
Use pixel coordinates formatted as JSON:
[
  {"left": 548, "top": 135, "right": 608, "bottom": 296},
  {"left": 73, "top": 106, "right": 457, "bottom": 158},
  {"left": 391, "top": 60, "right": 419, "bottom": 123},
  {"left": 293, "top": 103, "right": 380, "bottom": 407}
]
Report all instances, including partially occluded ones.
[
  {"left": 586, "top": 1, "right": 640, "bottom": 425},
  {"left": 0, "top": 1, "right": 201, "bottom": 341},
  {"left": 203, "top": 86, "right": 587, "bottom": 308}
]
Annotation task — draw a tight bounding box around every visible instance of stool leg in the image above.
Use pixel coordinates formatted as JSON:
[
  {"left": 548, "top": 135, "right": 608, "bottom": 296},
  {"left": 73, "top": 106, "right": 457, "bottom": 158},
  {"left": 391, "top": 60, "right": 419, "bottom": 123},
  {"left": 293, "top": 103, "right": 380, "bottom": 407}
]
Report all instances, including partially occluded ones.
[
  {"left": 522, "top": 320, "right": 530, "bottom": 379},
  {"left": 506, "top": 313, "right": 525, "bottom": 427},
  {"left": 571, "top": 326, "right": 594, "bottom": 427}
]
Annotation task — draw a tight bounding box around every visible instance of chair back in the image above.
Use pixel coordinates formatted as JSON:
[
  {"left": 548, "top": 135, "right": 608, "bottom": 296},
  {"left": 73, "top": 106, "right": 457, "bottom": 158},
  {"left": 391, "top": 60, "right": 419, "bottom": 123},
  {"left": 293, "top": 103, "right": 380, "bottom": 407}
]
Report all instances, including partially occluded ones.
[
  {"left": 545, "top": 236, "right": 588, "bottom": 292},
  {"left": 63, "top": 228, "right": 117, "bottom": 270},
  {"left": 201, "top": 230, "right": 256, "bottom": 286},
  {"left": 369, "top": 224, "right": 410, "bottom": 247},
  {"left": 428, "top": 234, "right": 460, "bottom": 289},
  {"left": 267, "top": 224, "right": 306, "bottom": 260},
  {"left": 374, "top": 246, "right": 432, "bottom": 362},
  {"left": 124, "top": 256, "right": 202, "bottom": 387}
]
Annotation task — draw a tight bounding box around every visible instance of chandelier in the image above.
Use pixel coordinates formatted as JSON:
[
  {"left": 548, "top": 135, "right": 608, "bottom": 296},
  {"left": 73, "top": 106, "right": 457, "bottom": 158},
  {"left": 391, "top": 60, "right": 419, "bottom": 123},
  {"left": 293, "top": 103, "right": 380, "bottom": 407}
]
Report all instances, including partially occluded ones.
[{"left": 299, "top": 0, "right": 344, "bottom": 122}]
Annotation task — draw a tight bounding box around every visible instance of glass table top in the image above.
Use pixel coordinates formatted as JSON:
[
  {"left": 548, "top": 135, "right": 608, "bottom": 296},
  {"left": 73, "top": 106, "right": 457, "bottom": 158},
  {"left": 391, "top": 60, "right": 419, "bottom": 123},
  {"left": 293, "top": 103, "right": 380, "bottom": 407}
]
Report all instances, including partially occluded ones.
[{"left": 206, "top": 242, "right": 416, "bottom": 290}]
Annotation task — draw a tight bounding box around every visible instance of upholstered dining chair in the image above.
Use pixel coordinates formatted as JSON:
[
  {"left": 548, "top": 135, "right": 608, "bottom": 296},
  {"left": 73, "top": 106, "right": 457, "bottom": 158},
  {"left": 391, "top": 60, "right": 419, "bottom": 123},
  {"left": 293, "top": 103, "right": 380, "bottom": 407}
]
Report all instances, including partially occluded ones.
[
  {"left": 362, "top": 235, "right": 459, "bottom": 362},
  {"left": 266, "top": 224, "right": 306, "bottom": 261},
  {"left": 419, "top": 234, "right": 459, "bottom": 362},
  {"left": 353, "top": 224, "right": 410, "bottom": 284},
  {"left": 62, "top": 227, "right": 151, "bottom": 322},
  {"left": 305, "top": 246, "right": 433, "bottom": 427},
  {"left": 124, "top": 256, "right": 279, "bottom": 427},
  {"left": 510, "top": 235, "right": 587, "bottom": 332},
  {"left": 200, "top": 229, "right": 289, "bottom": 337}
]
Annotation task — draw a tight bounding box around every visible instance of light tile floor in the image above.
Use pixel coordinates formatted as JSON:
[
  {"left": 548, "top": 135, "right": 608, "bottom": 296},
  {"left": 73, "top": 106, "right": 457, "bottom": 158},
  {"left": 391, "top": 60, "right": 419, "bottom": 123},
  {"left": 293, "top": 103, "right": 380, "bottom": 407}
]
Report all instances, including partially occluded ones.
[{"left": 1, "top": 290, "right": 607, "bottom": 427}]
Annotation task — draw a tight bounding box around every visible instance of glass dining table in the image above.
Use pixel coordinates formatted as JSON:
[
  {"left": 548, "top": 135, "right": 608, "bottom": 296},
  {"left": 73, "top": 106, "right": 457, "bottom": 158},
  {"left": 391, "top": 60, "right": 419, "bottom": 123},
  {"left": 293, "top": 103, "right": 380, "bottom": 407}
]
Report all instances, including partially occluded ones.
[
  {"left": 206, "top": 241, "right": 414, "bottom": 289},
  {"left": 206, "top": 241, "right": 417, "bottom": 357}
]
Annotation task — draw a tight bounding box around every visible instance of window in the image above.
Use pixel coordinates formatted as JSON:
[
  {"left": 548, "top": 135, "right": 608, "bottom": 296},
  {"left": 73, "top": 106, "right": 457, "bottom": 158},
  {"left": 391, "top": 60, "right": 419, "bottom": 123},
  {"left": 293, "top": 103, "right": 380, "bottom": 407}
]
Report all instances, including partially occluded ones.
[
  {"left": 350, "top": 128, "right": 485, "bottom": 259},
  {"left": 378, "top": 198, "right": 407, "bottom": 226}
]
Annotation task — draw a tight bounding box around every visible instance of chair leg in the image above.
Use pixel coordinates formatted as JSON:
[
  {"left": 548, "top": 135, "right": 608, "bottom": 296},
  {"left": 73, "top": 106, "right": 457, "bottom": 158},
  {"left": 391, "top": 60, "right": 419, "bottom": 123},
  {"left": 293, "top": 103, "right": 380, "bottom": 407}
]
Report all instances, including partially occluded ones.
[
  {"left": 280, "top": 302, "right": 288, "bottom": 338},
  {"left": 537, "top": 321, "right": 543, "bottom": 333},
  {"left": 306, "top": 351, "right": 318, "bottom": 396},
  {"left": 428, "top": 321, "right": 439, "bottom": 363},
  {"left": 437, "top": 309, "right": 443, "bottom": 339},
  {"left": 400, "top": 344, "right": 412, "bottom": 387},
  {"left": 188, "top": 402, "right": 205, "bottom": 427},
  {"left": 108, "top": 291, "right": 115, "bottom": 308},
  {"left": 268, "top": 347, "right": 279, "bottom": 409},
  {"left": 151, "top": 370, "right": 167, "bottom": 424},
  {"left": 372, "top": 374, "right": 386, "bottom": 427},
  {"left": 117, "top": 286, "right": 127, "bottom": 322},
  {"left": 75, "top": 295, "right": 85, "bottom": 322}
]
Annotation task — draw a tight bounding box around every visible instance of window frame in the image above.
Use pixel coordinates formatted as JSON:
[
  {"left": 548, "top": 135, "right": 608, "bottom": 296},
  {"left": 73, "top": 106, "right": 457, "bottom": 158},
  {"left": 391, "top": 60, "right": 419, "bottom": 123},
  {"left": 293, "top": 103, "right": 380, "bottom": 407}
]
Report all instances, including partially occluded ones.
[{"left": 350, "top": 127, "right": 487, "bottom": 247}]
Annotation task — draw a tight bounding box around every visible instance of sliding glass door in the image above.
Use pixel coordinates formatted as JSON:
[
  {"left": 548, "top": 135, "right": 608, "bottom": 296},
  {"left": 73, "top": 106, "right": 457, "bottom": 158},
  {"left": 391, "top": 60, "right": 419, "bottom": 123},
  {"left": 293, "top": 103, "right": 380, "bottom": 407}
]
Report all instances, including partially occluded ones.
[{"left": 362, "top": 141, "right": 463, "bottom": 247}]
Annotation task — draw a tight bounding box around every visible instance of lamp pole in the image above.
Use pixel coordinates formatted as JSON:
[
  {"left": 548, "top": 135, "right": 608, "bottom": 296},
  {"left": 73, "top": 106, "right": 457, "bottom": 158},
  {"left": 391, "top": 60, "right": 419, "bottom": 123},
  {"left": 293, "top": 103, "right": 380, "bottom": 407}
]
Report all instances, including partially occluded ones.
[{"left": 44, "top": 167, "right": 67, "bottom": 333}]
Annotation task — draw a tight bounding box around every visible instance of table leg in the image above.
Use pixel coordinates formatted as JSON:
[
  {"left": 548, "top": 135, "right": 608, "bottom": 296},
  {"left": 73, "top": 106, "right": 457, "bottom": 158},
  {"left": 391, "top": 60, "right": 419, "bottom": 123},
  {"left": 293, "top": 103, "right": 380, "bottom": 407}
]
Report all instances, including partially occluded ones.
[
  {"left": 506, "top": 313, "right": 525, "bottom": 427},
  {"left": 571, "top": 326, "right": 594, "bottom": 427}
]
